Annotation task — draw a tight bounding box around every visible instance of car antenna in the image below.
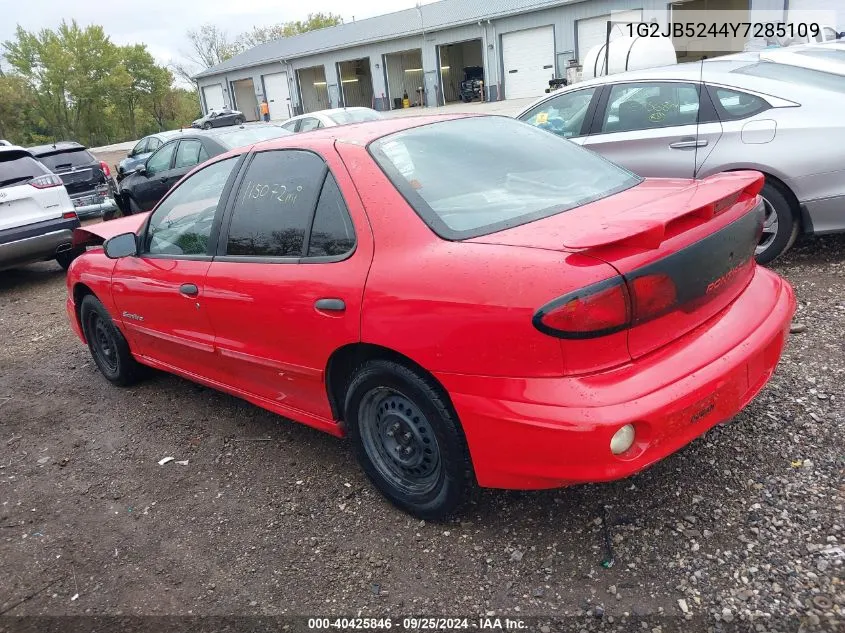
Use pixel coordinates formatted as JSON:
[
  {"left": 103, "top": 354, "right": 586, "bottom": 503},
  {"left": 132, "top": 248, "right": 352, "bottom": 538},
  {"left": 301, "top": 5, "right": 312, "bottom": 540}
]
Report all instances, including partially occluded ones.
[{"left": 693, "top": 56, "right": 704, "bottom": 180}]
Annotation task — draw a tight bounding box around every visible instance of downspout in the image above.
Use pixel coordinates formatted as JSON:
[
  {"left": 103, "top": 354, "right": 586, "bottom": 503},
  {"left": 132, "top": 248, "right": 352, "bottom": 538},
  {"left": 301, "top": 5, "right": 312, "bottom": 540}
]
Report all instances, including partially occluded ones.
[{"left": 487, "top": 19, "right": 498, "bottom": 101}]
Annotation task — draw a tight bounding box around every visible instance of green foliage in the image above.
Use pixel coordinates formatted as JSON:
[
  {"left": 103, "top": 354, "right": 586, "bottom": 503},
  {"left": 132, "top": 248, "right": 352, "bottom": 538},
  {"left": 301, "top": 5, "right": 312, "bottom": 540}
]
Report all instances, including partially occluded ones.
[
  {"left": 1, "top": 20, "right": 200, "bottom": 147},
  {"left": 237, "top": 12, "right": 343, "bottom": 49}
]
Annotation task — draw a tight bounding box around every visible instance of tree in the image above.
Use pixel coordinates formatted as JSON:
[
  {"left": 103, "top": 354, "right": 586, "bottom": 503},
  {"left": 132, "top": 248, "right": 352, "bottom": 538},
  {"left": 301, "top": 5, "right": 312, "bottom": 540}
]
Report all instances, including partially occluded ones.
[
  {"left": 0, "top": 75, "right": 40, "bottom": 143},
  {"left": 110, "top": 44, "right": 160, "bottom": 138},
  {"left": 171, "top": 24, "right": 241, "bottom": 85},
  {"left": 237, "top": 12, "right": 343, "bottom": 49}
]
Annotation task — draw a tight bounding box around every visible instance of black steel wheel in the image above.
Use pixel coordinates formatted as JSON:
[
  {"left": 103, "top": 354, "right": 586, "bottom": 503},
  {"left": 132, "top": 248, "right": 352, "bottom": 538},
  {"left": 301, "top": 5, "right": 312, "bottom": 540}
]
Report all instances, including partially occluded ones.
[
  {"left": 80, "top": 295, "right": 142, "bottom": 386},
  {"left": 345, "top": 360, "right": 473, "bottom": 519}
]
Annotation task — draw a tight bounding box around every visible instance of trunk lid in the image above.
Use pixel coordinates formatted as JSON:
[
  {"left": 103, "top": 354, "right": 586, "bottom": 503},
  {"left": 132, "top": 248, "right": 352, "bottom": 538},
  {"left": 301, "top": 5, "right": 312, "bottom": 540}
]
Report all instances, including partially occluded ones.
[{"left": 470, "top": 171, "right": 765, "bottom": 361}]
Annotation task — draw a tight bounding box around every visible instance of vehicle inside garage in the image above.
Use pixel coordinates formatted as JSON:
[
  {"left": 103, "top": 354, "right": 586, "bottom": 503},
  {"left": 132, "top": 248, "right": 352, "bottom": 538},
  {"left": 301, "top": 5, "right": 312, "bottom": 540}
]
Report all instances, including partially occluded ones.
[
  {"left": 437, "top": 39, "right": 484, "bottom": 104},
  {"left": 231, "top": 78, "right": 259, "bottom": 121},
  {"left": 296, "top": 65, "right": 330, "bottom": 113},
  {"left": 383, "top": 49, "right": 424, "bottom": 109},
  {"left": 337, "top": 58, "right": 375, "bottom": 108}
]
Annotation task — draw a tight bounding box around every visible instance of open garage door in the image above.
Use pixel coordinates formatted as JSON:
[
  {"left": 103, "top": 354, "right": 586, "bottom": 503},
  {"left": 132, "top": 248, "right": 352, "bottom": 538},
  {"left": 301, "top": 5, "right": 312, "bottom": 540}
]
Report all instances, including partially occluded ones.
[
  {"left": 231, "top": 78, "right": 259, "bottom": 121},
  {"left": 202, "top": 84, "right": 225, "bottom": 113},
  {"left": 501, "top": 26, "right": 555, "bottom": 100},
  {"left": 262, "top": 72, "right": 291, "bottom": 121},
  {"left": 337, "top": 58, "right": 375, "bottom": 108},
  {"left": 384, "top": 49, "right": 424, "bottom": 109},
  {"left": 577, "top": 10, "right": 643, "bottom": 63},
  {"left": 297, "top": 66, "right": 330, "bottom": 113},
  {"left": 438, "top": 39, "right": 484, "bottom": 104}
]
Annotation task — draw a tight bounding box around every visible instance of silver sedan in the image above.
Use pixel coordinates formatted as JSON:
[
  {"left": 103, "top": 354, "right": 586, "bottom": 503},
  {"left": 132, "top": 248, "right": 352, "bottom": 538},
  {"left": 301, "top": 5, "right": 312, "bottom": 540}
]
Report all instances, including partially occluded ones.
[{"left": 516, "top": 57, "right": 845, "bottom": 263}]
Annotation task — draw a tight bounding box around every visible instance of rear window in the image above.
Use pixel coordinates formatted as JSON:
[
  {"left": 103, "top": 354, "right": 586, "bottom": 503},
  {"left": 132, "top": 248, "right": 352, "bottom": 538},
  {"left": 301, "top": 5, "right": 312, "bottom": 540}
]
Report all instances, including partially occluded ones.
[
  {"left": 369, "top": 117, "right": 641, "bottom": 240},
  {"left": 328, "top": 109, "right": 382, "bottom": 125},
  {"left": 214, "top": 126, "right": 291, "bottom": 150},
  {"left": 36, "top": 149, "right": 96, "bottom": 171},
  {"left": 732, "top": 61, "right": 845, "bottom": 94},
  {"left": 0, "top": 152, "right": 49, "bottom": 189}
]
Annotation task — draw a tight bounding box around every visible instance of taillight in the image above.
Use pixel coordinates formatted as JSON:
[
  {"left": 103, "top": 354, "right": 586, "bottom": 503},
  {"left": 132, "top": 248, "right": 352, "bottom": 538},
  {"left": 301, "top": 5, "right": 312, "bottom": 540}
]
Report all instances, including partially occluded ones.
[
  {"left": 533, "top": 278, "right": 631, "bottom": 339},
  {"left": 100, "top": 161, "right": 111, "bottom": 177},
  {"left": 29, "top": 174, "right": 63, "bottom": 189},
  {"left": 62, "top": 210, "right": 78, "bottom": 219},
  {"left": 630, "top": 274, "right": 677, "bottom": 323}
]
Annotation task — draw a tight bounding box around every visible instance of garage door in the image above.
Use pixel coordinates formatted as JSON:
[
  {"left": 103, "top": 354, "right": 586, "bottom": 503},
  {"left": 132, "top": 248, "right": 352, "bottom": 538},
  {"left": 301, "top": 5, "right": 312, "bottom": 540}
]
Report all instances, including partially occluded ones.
[
  {"left": 263, "top": 72, "right": 292, "bottom": 120},
  {"left": 577, "top": 10, "right": 643, "bottom": 63},
  {"left": 202, "top": 84, "right": 225, "bottom": 113},
  {"left": 501, "top": 26, "right": 556, "bottom": 99}
]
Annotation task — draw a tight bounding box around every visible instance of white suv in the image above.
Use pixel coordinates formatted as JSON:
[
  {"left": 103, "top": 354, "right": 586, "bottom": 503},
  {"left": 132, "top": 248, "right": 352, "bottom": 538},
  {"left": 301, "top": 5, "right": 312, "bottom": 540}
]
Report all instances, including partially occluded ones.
[{"left": 0, "top": 145, "right": 81, "bottom": 271}]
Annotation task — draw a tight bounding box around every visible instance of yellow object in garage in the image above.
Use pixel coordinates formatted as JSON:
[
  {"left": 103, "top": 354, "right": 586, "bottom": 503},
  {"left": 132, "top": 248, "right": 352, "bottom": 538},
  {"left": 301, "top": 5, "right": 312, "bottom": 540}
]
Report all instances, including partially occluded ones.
[{"left": 402, "top": 91, "right": 410, "bottom": 108}]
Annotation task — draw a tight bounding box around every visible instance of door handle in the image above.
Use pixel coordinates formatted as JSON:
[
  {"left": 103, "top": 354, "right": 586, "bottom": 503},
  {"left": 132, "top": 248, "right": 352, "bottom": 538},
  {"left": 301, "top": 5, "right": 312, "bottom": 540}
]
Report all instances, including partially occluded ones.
[
  {"left": 669, "top": 139, "right": 708, "bottom": 149},
  {"left": 179, "top": 283, "right": 199, "bottom": 297},
  {"left": 314, "top": 298, "right": 345, "bottom": 312}
]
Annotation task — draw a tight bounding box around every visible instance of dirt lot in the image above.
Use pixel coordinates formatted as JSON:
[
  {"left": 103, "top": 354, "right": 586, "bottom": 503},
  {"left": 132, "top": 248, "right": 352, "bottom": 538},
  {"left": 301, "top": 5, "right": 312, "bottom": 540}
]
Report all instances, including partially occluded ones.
[{"left": 0, "top": 224, "right": 843, "bottom": 630}]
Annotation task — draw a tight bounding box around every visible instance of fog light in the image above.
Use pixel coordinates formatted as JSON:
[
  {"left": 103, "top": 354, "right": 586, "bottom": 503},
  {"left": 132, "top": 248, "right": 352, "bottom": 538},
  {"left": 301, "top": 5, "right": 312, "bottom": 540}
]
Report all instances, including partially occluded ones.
[{"left": 610, "top": 424, "right": 635, "bottom": 455}]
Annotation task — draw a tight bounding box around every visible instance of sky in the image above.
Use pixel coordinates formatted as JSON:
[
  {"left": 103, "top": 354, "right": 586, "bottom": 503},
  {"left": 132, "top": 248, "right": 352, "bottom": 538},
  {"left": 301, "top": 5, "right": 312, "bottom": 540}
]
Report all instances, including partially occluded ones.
[{"left": 0, "top": 0, "right": 435, "bottom": 74}]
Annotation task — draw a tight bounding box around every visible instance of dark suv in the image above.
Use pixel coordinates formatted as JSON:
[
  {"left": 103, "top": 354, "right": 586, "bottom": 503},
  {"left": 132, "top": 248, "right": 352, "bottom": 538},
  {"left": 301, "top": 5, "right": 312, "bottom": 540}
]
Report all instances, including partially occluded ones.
[{"left": 28, "top": 142, "right": 118, "bottom": 218}]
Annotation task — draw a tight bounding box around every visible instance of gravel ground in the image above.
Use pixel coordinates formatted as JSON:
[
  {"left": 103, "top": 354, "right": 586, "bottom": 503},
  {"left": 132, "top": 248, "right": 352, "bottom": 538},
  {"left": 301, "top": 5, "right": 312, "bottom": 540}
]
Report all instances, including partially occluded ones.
[{"left": 0, "top": 230, "right": 842, "bottom": 631}]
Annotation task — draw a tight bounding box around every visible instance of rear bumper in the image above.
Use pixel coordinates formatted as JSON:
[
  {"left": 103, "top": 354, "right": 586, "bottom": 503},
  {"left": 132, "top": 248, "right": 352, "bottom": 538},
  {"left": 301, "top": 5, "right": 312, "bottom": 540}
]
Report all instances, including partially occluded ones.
[
  {"left": 0, "top": 217, "right": 80, "bottom": 270},
  {"left": 435, "top": 267, "right": 795, "bottom": 489},
  {"left": 72, "top": 196, "right": 118, "bottom": 218}
]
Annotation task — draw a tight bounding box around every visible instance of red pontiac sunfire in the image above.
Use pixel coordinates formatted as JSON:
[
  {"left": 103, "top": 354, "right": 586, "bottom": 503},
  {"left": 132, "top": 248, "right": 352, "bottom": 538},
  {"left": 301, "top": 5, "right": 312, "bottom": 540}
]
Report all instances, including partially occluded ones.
[{"left": 66, "top": 115, "right": 795, "bottom": 518}]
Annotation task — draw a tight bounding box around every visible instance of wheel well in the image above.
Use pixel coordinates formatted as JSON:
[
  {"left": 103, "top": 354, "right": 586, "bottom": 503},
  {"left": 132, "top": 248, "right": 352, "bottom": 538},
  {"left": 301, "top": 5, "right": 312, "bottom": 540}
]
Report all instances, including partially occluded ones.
[
  {"left": 72, "top": 283, "right": 95, "bottom": 339},
  {"left": 326, "top": 343, "right": 454, "bottom": 422}
]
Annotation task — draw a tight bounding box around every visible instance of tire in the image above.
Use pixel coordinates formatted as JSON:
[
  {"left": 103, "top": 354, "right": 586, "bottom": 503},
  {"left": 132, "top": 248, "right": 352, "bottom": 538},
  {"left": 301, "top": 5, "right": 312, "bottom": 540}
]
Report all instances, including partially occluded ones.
[
  {"left": 345, "top": 360, "right": 473, "bottom": 519},
  {"left": 56, "top": 247, "right": 84, "bottom": 270},
  {"left": 234, "top": 116, "right": 245, "bottom": 125},
  {"left": 756, "top": 181, "right": 799, "bottom": 265},
  {"left": 80, "top": 295, "right": 142, "bottom": 387},
  {"left": 202, "top": 122, "right": 212, "bottom": 130}
]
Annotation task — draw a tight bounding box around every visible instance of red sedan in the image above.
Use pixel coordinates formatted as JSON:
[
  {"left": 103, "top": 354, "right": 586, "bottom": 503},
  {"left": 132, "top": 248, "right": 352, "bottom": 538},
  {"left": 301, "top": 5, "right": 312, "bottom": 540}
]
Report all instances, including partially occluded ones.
[{"left": 66, "top": 115, "right": 795, "bottom": 518}]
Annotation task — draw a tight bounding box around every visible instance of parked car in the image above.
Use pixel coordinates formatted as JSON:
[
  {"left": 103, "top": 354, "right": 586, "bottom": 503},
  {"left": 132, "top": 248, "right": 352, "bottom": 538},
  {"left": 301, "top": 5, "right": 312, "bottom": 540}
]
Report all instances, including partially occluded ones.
[
  {"left": 0, "top": 145, "right": 81, "bottom": 271},
  {"left": 66, "top": 115, "right": 794, "bottom": 518},
  {"left": 191, "top": 108, "right": 245, "bottom": 129},
  {"left": 516, "top": 58, "right": 845, "bottom": 263},
  {"left": 117, "top": 124, "right": 292, "bottom": 214},
  {"left": 117, "top": 131, "right": 184, "bottom": 181},
  {"left": 28, "top": 141, "right": 118, "bottom": 218},
  {"left": 279, "top": 107, "right": 382, "bottom": 133}
]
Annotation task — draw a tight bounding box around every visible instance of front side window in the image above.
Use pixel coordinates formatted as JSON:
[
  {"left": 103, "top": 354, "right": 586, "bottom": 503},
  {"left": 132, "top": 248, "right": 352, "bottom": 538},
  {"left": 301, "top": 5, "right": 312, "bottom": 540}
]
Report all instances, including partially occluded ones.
[
  {"left": 299, "top": 118, "right": 322, "bottom": 132},
  {"left": 710, "top": 87, "right": 769, "bottom": 120},
  {"left": 306, "top": 173, "right": 355, "bottom": 257},
  {"left": 280, "top": 120, "right": 299, "bottom": 133},
  {"left": 226, "top": 150, "right": 325, "bottom": 257},
  {"left": 519, "top": 87, "right": 597, "bottom": 138},
  {"left": 174, "top": 140, "right": 204, "bottom": 169},
  {"left": 602, "top": 82, "right": 700, "bottom": 133},
  {"left": 145, "top": 157, "right": 238, "bottom": 256},
  {"left": 146, "top": 142, "right": 177, "bottom": 176},
  {"left": 370, "top": 117, "right": 641, "bottom": 240}
]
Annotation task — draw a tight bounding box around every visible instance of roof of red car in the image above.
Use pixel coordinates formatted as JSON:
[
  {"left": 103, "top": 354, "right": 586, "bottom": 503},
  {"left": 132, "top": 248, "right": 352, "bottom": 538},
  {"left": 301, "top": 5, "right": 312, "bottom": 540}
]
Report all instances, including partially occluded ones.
[{"left": 256, "top": 113, "right": 479, "bottom": 150}]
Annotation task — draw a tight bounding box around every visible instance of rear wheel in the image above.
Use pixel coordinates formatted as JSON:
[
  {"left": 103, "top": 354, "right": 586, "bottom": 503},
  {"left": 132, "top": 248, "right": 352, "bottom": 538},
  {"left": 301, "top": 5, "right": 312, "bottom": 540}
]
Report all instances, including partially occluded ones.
[
  {"left": 234, "top": 116, "right": 245, "bottom": 125},
  {"left": 345, "top": 360, "right": 473, "bottom": 519},
  {"left": 756, "top": 181, "right": 799, "bottom": 265},
  {"left": 80, "top": 295, "right": 142, "bottom": 386}
]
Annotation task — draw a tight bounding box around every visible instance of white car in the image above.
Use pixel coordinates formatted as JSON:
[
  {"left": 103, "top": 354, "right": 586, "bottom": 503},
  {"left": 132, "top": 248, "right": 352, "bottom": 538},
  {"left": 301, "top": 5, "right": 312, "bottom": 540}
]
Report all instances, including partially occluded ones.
[
  {"left": 279, "top": 107, "right": 382, "bottom": 133},
  {"left": 0, "top": 145, "right": 81, "bottom": 271}
]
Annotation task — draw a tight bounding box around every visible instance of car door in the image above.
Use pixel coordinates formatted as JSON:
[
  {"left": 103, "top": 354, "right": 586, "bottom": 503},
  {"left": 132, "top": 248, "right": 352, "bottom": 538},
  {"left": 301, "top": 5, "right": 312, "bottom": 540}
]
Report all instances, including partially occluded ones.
[
  {"left": 582, "top": 81, "right": 723, "bottom": 179},
  {"left": 517, "top": 86, "right": 601, "bottom": 144},
  {"left": 110, "top": 156, "right": 241, "bottom": 377},
  {"left": 133, "top": 141, "right": 178, "bottom": 211},
  {"left": 202, "top": 148, "right": 374, "bottom": 422}
]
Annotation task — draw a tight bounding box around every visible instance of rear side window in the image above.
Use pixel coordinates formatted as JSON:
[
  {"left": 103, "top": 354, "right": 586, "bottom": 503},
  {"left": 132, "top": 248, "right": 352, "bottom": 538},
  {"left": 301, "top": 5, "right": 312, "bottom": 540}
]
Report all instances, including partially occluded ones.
[
  {"left": 146, "top": 142, "right": 177, "bottom": 176},
  {"left": 299, "top": 118, "right": 322, "bottom": 132},
  {"left": 226, "top": 150, "right": 325, "bottom": 257},
  {"left": 174, "top": 140, "right": 206, "bottom": 169},
  {"left": 306, "top": 173, "right": 355, "bottom": 257},
  {"left": 37, "top": 149, "right": 95, "bottom": 171},
  {"left": 0, "top": 152, "right": 49, "bottom": 189},
  {"left": 709, "top": 86, "right": 770, "bottom": 120}
]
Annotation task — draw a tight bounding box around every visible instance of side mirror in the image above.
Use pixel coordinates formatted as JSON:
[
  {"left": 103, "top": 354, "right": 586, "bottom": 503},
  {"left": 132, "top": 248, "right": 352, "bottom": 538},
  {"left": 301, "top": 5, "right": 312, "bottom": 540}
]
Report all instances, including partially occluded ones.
[
  {"left": 104, "top": 233, "right": 138, "bottom": 259},
  {"left": 137, "top": 165, "right": 146, "bottom": 176}
]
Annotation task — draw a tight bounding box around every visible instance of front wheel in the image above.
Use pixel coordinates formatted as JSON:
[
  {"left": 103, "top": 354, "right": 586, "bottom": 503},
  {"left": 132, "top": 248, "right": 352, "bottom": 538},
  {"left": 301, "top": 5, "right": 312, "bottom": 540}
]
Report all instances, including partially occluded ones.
[
  {"left": 345, "top": 360, "right": 473, "bottom": 519},
  {"left": 56, "top": 247, "right": 84, "bottom": 270},
  {"left": 80, "top": 295, "right": 142, "bottom": 386},
  {"left": 202, "top": 122, "right": 212, "bottom": 130},
  {"left": 756, "top": 181, "right": 799, "bottom": 265}
]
